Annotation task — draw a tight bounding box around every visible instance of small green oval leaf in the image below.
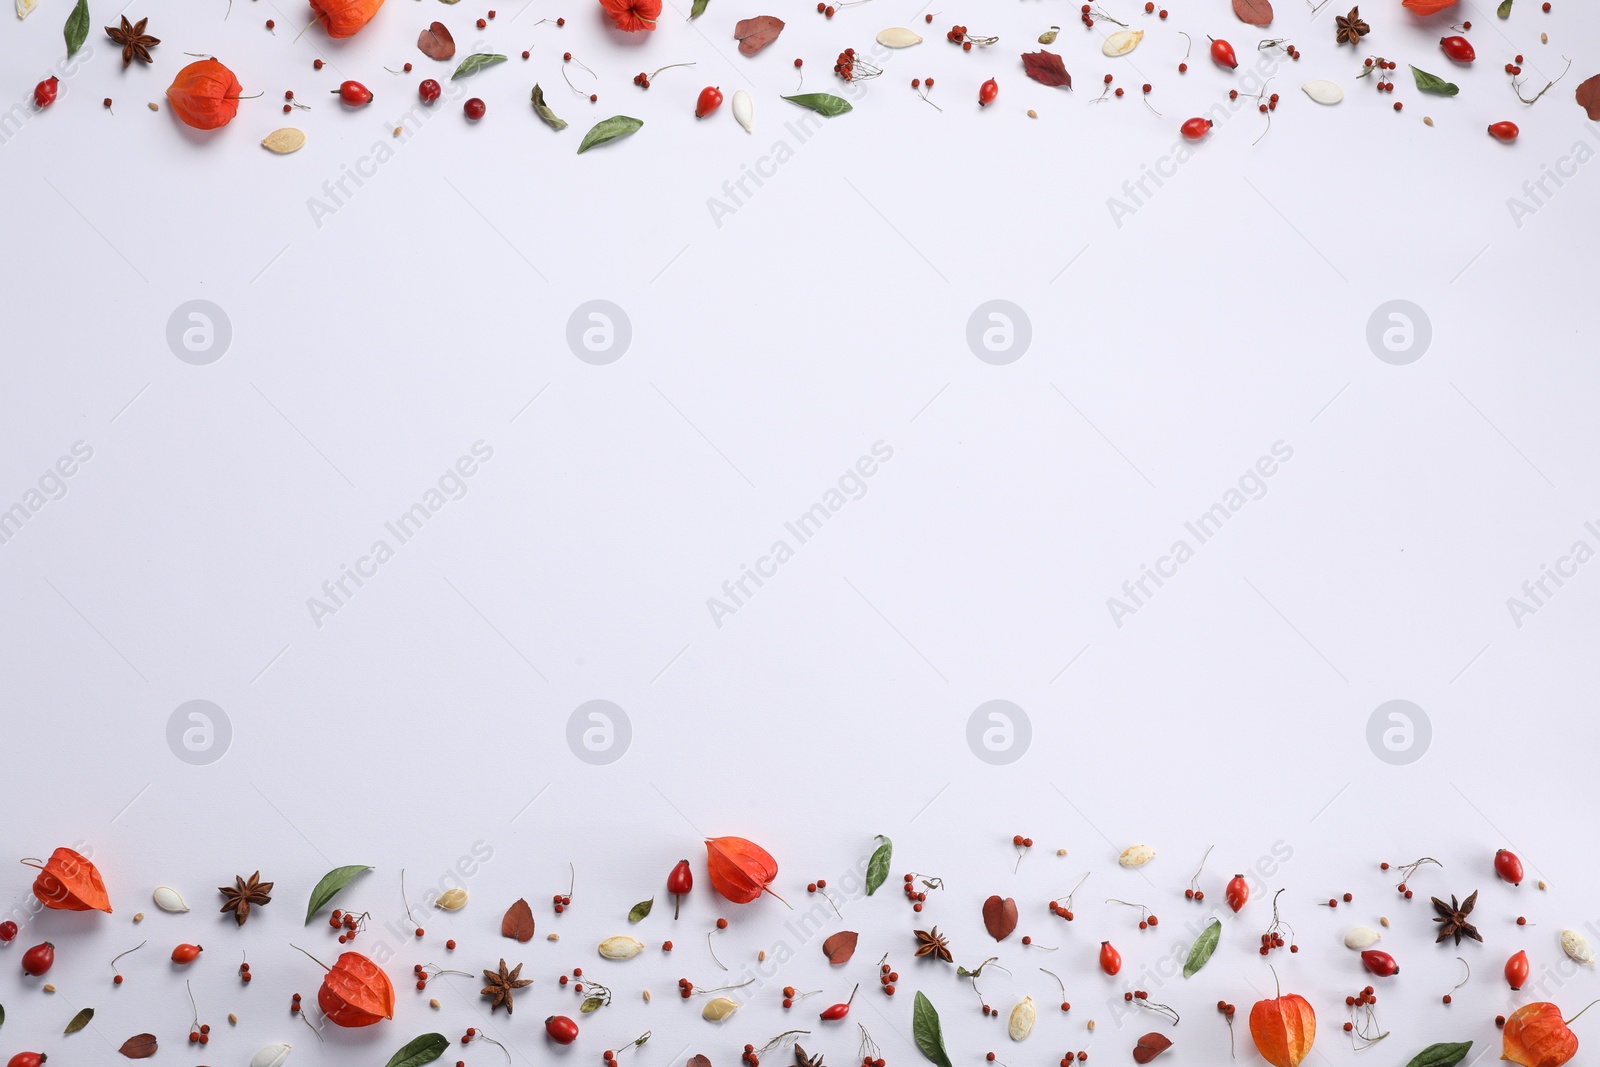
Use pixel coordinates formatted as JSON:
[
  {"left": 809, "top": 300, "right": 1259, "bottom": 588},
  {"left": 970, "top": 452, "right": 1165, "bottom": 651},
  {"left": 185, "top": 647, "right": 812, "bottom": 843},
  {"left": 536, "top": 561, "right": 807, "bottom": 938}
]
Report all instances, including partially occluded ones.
[
  {"left": 782, "top": 92, "right": 853, "bottom": 116},
  {"left": 385, "top": 1033, "right": 450, "bottom": 1067},
  {"left": 64, "top": 0, "right": 89, "bottom": 57},
  {"left": 305, "top": 864, "right": 372, "bottom": 924},
  {"left": 628, "top": 897, "right": 654, "bottom": 923},
  {"left": 579, "top": 996, "right": 606, "bottom": 1013},
  {"left": 1497, "top": 0, "right": 1511, "bottom": 15},
  {"left": 578, "top": 115, "right": 643, "bottom": 154},
  {"left": 64, "top": 1007, "right": 94, "bottom": 1034},
  {"left": 1183, "top": 918, "right": 1222, "bottom": 978},
  {"left": 452, "top": 52, "right": 507, "bottom": 79},
  {"left": 1410, "top": 65, "right": 1460, "bottom": 95},
  {"left": 866, "top": 836, "right": 893, "bottom": 896},
  {"left": 912, "top": 992, "right": 953, "bottom": 1067},
  {"left": 1405, "top": 1041, "right": 1473, "bottom": 1067},
  {"left": 690, "top": 0, "right": 709, "bottom": 16}
]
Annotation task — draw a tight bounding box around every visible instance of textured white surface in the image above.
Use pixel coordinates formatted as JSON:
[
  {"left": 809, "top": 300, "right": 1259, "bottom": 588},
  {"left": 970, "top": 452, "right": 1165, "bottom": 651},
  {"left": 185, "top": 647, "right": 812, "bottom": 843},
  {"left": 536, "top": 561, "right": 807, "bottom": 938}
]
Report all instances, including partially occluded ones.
[{"left": 1, "top": 0, "right": 1598, "bottom": 1063}]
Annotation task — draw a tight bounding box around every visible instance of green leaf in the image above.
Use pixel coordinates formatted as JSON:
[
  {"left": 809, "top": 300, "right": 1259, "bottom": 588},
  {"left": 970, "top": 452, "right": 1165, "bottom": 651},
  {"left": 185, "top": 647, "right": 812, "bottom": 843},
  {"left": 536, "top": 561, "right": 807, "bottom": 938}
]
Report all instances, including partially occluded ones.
[
  {"left": 579, "top": 996, "right": 606, "bottom": 1013},
  {"left": 531, "top": 84, "right": 568, "bottom": 130},
  {"left": 866, "top": 836, "right": 893, "bottom": 896},
  {"left": 304, "top": 864, "right": 372, "bottom": 924},
  {"left": 1410, "top": 65, "right": 1460, "bottom": 95},
  {"left": 384, "top": 1033, "right": 450, "bottom": 1067},
  {"left": 64, "top": 1006, "right": 94, "bottom": 1034},
  {"left": 782, "top": 93, "right": 853, "bottom": 116},
  {"left": 63, "top": 0, "right": 89, "bottom": 57},
  {"left": 1497, "top": 0, "right": 1511, "bottom": 15},
  {"left": 628, "top": 897, "right": 654, "bottom": 923},
  {"left": 1405, "top": 1042, "right": 1473, "bottom": 1067},
  {"left": 912, "top": 992, "right": 953, "bottom": 1067},
  {"left": 452, "top": 53, "right": 507, "bottom": 79},
  {"left": 690, "top": 0, "right": 709, "bottom": 16},
  {"left": 1183, "top": 918, "right": 1222, "bottom": 977},
  {"left": 577, "top": 115, "right": 643, "bottom": 154},
  {"left": 0, "top": 1003, "right": 5, "bottom": 1027}
]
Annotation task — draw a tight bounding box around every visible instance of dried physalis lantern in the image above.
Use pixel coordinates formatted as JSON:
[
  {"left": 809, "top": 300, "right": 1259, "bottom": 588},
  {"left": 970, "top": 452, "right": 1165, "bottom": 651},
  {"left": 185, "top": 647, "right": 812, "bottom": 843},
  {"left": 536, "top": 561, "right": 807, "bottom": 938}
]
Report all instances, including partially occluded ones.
[
  {"left": 166, "top": 59, "right": 248, "bottom": 130},
  {"left": 23, "top": 848, "right": 112, "bottom": 913},
  {"left": 307, "top": 0, "right": 384, "bottom": 38},
  {"left": 705, "top": 837, "right": 784, "bottom": 905},
  {"left": 1502, "top": 1001, "right": 1600, "bottom": 1067},
  {"left": 1249, "top": 976, "right": 1316, "bottom": 1067},
  {"left": 293, "top": 945, "right": 395, "bottom": 1027}
]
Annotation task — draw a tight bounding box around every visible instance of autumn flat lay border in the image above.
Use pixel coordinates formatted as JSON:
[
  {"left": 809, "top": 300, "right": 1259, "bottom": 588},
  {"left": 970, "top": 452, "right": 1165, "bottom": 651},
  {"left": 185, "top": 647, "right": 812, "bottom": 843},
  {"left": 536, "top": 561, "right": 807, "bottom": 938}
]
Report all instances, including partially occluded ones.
[{"left": 0, "top": 837, "right": 1593, "bottom": 1067}]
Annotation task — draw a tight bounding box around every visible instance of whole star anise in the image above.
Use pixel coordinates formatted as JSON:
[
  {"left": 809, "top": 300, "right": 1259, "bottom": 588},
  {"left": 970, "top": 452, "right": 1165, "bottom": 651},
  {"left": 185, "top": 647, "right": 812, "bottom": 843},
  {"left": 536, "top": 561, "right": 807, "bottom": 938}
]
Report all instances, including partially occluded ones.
[
  {"left": 795, "top": 1045, "right": 826, "bottom": 1067},
  {"left": 1431, "top": 891, "right": 1483, "bottom": 945},
  {"left": 913, "top": 927, "right": 953, "bottom": 963},
  {"left": 1335, "top": 6, "right": 1369, "bottom": 45},
  {"left": 218, "top": 871, "right": 273, "bottom": 925},
  {"left": 105, "top": 16, "right": 160, "bottom": 67},
  {"left": 481, "top": 958, "right": 532, "bottom": 1014}
]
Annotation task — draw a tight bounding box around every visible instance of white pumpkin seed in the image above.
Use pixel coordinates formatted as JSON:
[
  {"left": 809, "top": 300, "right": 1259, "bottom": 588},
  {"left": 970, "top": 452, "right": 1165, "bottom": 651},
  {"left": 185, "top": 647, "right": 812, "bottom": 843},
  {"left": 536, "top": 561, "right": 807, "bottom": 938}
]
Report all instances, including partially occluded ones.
[
  {"left": 1118, "top": 844, "right": 1155, "bottom": 868},
  {"left": 875, "top": 26, "right": 923, "bottom": 47},
  {"left": 251, "top": 1043, "right": 292, "bottom": 1067},
  {"left": 1008, "top": 996, "right": 1036, "bottom": 1041},
  {"left": 1102, "top": 30, "right": 1144, "bottom": 57},
  {"left": 153, "top": 886, "right": 189, "bottom": 913},
  {"left": 702, "top": 996, "right": 739, "bottom": 1021},
  {"left": 599, "top": 935, "right": 645, "bottom": 960},
  {"left": 1343, "top": 926, "right": 1380, "bottom": 949},
  {"left": 435, "top": 887, "right": 468, "bottom": 910},
  {"left": 1562, "top": 930, "right": 1595, "bottom": 966},
  {"left": 262, "top": 128, "right": 306, "bottom": 154},
  {"left": 15, "top": 0, "right": 37, "bottom": 18},
  {"left": 1301, "top": 79, "right": 1343, "bottom": 104},
  {"left": 732, "top": 89, "right": 754, "bottom": 133}
]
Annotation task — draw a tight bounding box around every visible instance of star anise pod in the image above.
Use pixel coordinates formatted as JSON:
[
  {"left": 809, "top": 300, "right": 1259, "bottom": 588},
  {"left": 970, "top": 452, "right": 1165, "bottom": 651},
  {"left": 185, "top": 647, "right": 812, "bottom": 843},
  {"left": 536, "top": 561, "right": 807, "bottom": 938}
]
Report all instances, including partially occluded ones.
[
  {"left": 1334, "top": 6, "right": 1369, "bottom": 45},
  {"left": 913, "top": 927, "right": 953, "bottom": 963},
  {"left": 105, "top": 15, "right": 160, "bottom": 68},
  {"left": 795, "top": 1044, "right": 825, "bottom": 1067},
  {"left": 481, "top": 958, "right": 532, "bottom": 1014},
  {"left": 1431, "top": 891, "right": 1483, "bottom": 945},
  {"left": 218, "top": 871, "right": 273, "bottom": 926}
]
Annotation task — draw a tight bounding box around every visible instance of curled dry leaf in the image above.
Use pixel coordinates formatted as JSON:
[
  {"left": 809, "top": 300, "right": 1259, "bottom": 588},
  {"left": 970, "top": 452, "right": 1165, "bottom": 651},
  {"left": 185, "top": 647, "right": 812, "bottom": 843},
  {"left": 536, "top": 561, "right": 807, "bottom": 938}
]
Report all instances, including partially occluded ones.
[
  {"left": 418, "top": 21, "right": 455, "bottom": 60},
  {"left": 1133, "top": 1033, "right": 1173, "bottom": 1065},
  {"left": 982, "top": 895, "right": 1018, "bottom": 942},
  {"left": 502, "top": 898, "right": 535, "bottom": 942},
  {"left": 1101, "top": 29, "right": 1143, "bottom": 56},
  {"left": 1577, "top": 74, "right": 1600, "bottom": 120},
  {"left": 152, "top": 886, "right": 189, "bottom": 912},
  {"left": 1232, "top": 0, "right": 1274, "bottom": 25},
  {"left": 733, "top": 15, "right": 784, "bottom": 55},
  {"left": 120, "top": 1033, "right": 160, "bottom": 1059},
  {"left": 875, "top": 26, "right": 922, "bottom": 47},
  {"left": 262, "top": 128, "right": 306, "bottom": 153},
  {"left": 435, "top": 887, "right": 468, "bottom": 910},
  {"left": 1021, "top": 50, "right": 1071, "bottom": 88},
  {"left": 689, "top": 1056, "right": 713, "bottom": 1067},
  {"left": 822, "top": 930, "right": 859, "bottom": 965}
]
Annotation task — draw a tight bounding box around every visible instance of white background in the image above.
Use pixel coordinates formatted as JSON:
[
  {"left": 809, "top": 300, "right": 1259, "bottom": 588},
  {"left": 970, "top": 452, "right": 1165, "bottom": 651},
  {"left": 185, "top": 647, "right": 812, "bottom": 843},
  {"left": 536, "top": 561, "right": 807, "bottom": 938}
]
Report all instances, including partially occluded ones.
[{"left": 2, "top": 0, "right": 1599, "bottom": 1063}]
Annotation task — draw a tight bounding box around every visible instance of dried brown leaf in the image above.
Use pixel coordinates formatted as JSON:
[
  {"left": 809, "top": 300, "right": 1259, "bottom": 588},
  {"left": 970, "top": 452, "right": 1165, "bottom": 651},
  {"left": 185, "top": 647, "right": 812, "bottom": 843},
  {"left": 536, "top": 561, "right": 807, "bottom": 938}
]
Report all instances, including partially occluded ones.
[
  {"left": 1231, "top": 0, "right": 1274, "bottom": 25},
  {"left": 418, "top": 20, "right": 456, "bottom": 60},
  {"left": 1021, "top": 50, "right": 1071, "bottom": 88},
  {"left": 1577, "top": 74, "right": 1600, "bottom": 119},
  {"left": 733, "top": 15, "right": 784, "bottom": 55},
  {"left": 120, "top": 1034, "right": 159, "bottom": 1059},
  {"left": 501, "top": 898, "right": 535, "bottom": 943},
  {"left": 1132, "top": 1033, "right": 1172, "bottom": 1065},
  {"left": 981, "top": 895, "right": 1018, "bottom": 942},
  {"left": 822, "top": 930, "right": 858, "bottom": 965},
  {"left": 689, "top": 1056, "right": 713, "bottom": 1067}
]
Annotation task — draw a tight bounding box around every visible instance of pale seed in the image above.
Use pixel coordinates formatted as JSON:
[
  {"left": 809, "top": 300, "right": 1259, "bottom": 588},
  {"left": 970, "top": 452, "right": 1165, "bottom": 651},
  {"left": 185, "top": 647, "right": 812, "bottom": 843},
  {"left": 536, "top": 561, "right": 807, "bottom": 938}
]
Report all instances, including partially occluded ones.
[
  {"left": 1008, "top": 996, "right": 1036, "bottom": 1041},
  {"left": 147, "top": 102, "right": 158, "bottom": 111},
  {"left": 1424, "top": 116, "right": 1434, "bottom": 125},
  {"left": 1540, "top": 880, "right": 1549, "bottom": 890},
  {"left": 43, "top": 984, "right": 56, "bottom": 993},
  {"left": 599, "top": 935, "right": 645, "bottom": 960},
  {"left": 875, "top": 26, "right": 924, "bottom": 47},
  {"left": 1102, "top": 29, "right": 1144, "bottom": 56},
  {"left": 643, "top": 990, "right": 652, "bottom": 1002},
  {"left": 1379, "top": 916, "right": 1390, "bottom": 927},
  {"left": 393, "top": 126, "right": 403, "bottom": 137},
  {"left": 153, "top": 886, "right": 190, "bottom": 913},
  {"left": 548, "top": 933, "right": 561, "bottom": 941},
  {"left": 1541, "top": 31, "right": 1548, "bottom": 42},
  {"left": 435, "top": 887, "right": 469, "bottom": 911},
  {"left": 702, "top": 996, "right": 739, "bottom": 1021},
  {"left": 1118, "top": 844, "right": 1155, "bottom": 868},
  {"left": 261, "top": 128, "right": 306, "bottom": 154},
  {"left": 758, "top": 950, "right": 766, "bottom": 961},
  {"left": 430, "top": 998, "right": 441, "bottom": 1009},
  {"left": 133, "top": 912, "right": 145, "bottom": 923},
  {"left": 1028, "top": 109, "right": 1039, "bottom": 118},
  {"left": 1087, "top": 1020, "right": 1095, "bottom": 1032},
  {"left": 229, "top": 1014, "right": 239, "bottom": 1025}
]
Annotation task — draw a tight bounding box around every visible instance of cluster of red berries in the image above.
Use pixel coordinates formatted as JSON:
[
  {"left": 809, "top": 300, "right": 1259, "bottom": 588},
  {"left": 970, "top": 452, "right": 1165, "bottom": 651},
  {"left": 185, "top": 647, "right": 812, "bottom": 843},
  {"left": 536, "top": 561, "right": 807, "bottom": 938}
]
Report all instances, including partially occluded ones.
[
  {"left": 1259, "top": 930, "right": 1297, "bottom": 954},
  {"left": 558, "top": 966, "right": 587, "bottom": 993},
  {"left": 1123, "top": 990, "right": 1152, "bottom": 1002},
  {"left": 1344, "top": 986, "right": 1377, "bottom": 1010},
  {"left": 1504, "top": 53, "right": 1526, "bottom": 75},
  {"left": 290, "top": 993, "right": 303, "bottom": 1014},
  {"left": 678, "top": 978, "right": 696, "bottom": 999},
  {"left": 806, "top": 878, "right": 829, "bottom": 894},
  {"left": 187, "top": 1023, "right": 211, "bottom": 1045},
  {"left": 1057, "top": 1052, "right": 1089, "bottom": 1064},
  {"left": 462, "top": 1027, "right": 481, "bottom": 1045},
  {"left": 553, "top": 891, "right": 573, "bottom": 913},
  {"left": 632, "top": 72, "right": 655, "bottom": 88},
  {"left": 902, "top": 873, "right": 930, "bottom": 913},
  {"left": 1184, "top": 887, "right": 1206, "bottom": 903},
  {"left": 329, "top": 909, "right": 371, "bottom": 943},
  {"left": 1319, "top": 893, "right": 1356, "bottom": 908},
  {"left": 861, "top": 1058, "right": 886, "bottom": 1067},
  {"left": 781, "top": 985, "right": 805, "bottom": 1008},
  {"left": 815, "top": 2, "right": 836, "bottom": 16},
  {"left": 1078, "top": 4, "right": 1098, "bottom": 27},
  {"left": 878, "top": 959, "right": 899, "bottom": 997},
  {"left": 741, "top": 1044, "right": 763, "bottom": 1067},
  {"left": 1217, "top": 1000, "right": 1237, "bottom": 1019},
  {"left": 833, "top": 48, "right": 876, "bottom": 80},
  {"left": 1364, "top": 57, "right": 1399, "bottom": 91},
  {"left": 239, "top": 960, "right": 253, "bottom": 984},
  {"left": 1140, "top": 2, "right": 1170, "bottom": 15},
  {"left": 945, "top": 25, "right": 981, "bottom": 50},
  {"left": 1259, "top": 92, "right": 1281, "bottom": 113},
  {"left": 1048, "top": 900, "right": 1076, "bottom": 921}
]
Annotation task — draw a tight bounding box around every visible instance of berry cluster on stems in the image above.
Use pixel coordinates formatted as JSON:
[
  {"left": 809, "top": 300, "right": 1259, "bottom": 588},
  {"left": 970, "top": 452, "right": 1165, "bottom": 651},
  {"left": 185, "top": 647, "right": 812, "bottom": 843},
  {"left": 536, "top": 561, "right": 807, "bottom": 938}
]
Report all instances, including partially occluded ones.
[
  {"left": 876, "top": 953, "right": 900, "bottom": 997},
  {"left": 553, "top": 863, "right": 577, "bottom": 913},
  {"left": 1048, "top": 874, "right": 1089, "bottom": 921},
  {"left": 1259, "top": 889, "right": 1297, "bottom": 954},
  {"left": 1259, "top": 37, "right": 1301, "bottom": 59},
  {"left": 328, "top": 909, "right": 371, "bottom": 944},
  {"left": 1040, "top": 968, "right": 1071, "bottom": 1013},
  {"left": 834, "top": 49, "right": 883, "bottom": 81},
  {"left": 1058, "top": 1051, "right": 1089, "bottom": 1064},
  {"left": 1141, "top": 3, "right": 1171, "bottom": 16},
  {"left": 462, "top": 1027, "right": 511, "bottom": 1061},
  {"left": 1380, "top": 857, "right": 1440, "bottom": 899},
  {"left": 910, "top": 77, "right": 940, "bottom": 109},
  {"left": 741, "top": 1030, "right": 810, "bottom": 1067},
  {"left": 1318, "top": 892, "right": 1356, "bottom": 908},
  {"left": 1079, "top": 3, "right": 1126, "bottom": 27},
  {"left": 1217, "top": 1001, "right": 1238, "bottom": 1054},
  {"left": 633, "top": 62, "right": 695, "bottom": 89},
  {"left": 1123, "top": 989, "right": 1179, "bottom": 1024},
  {"left": 1012, "top": 835, "right": 1034, "bottom": 872},
  {"left": 1358, "top": 57, "right": 1399, "bottom": 92},
  {"left": 858, "top": 1025, "right": 887, "bottom": 1067},
  {"left": 1184, "top": 847, "right": 1212, "bottom": 903},
  {"left": 782, "top": 985, "right": 821, "bottom": 1009},
  {"left": 1508, "top": 55, "right": 1572, "bottom": 104},
  {"left": 601, "top": 1030, "right": 651, "bottom": 1067},
  {"left": 903, "top": 872, "right": 942, "bottom": 913},
  {"left": 1105, "top": 898, "right": 1159, "bottom": 930},
  {"left": 1341, "top": 985, "right": 1387, "bottom": 1049},
  {"left": 946, "top": 24, "right": 998, "bottom": 50},
  {"left": 186, "top": 981, "right": 211, "bottom": 1045},
  {"left": 413, "top": 962, "right": 472, "bottom": 990}
]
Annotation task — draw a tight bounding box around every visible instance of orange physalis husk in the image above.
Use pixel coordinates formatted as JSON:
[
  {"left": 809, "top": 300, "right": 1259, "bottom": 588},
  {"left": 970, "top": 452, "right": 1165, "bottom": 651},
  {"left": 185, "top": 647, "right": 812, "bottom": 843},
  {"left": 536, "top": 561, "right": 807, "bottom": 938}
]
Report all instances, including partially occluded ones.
[
  {"left": 1502, "top": 1002, "right": 1594, "bottom": 1067},
  {"left": 315, "top": 951, "right": 395, "bottom": 1026},
  {"left": 1400, "top": 0, "right": 1458, "bottom": 14},
  {"left": 23, "top": 847, "right": 112, "bottom": 913},
  {"left": 598, "top": 0, "right": 661, "bottom": 31},
  {"left": 1249, "top": 990, "right": 1316, "bottom": 1067},
  {"left": 705, "top": 836, "right": 787, "bottom": 906},
  {"left": 308, "top": 0, "right": 384, "bottom": 38},
  {"left": 166, "top": 59, "right": 245, "bottom": 130}
]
